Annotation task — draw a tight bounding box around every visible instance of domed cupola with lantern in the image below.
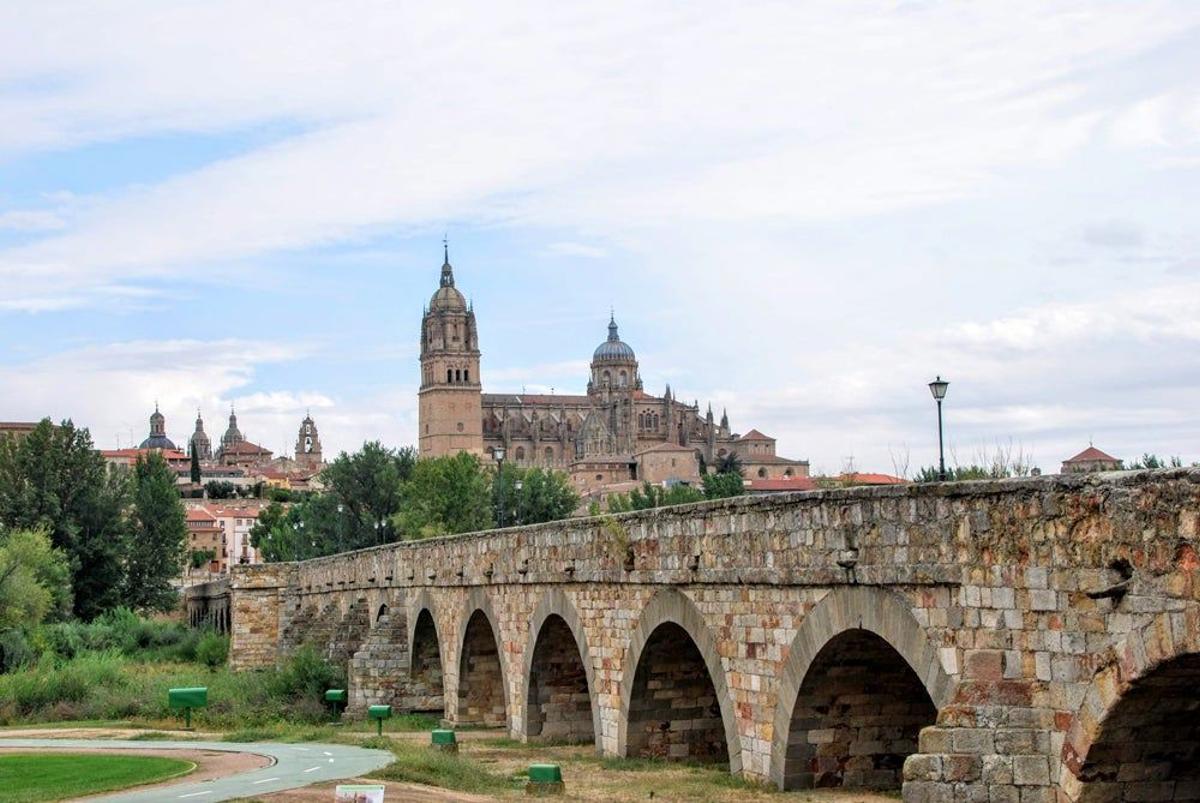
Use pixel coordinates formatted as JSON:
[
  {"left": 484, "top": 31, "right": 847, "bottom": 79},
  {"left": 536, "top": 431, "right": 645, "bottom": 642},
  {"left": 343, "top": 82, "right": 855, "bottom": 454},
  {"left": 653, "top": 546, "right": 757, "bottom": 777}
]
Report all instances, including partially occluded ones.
[{"left": 588, "top": 313, "right": 642, "bottom": 395}]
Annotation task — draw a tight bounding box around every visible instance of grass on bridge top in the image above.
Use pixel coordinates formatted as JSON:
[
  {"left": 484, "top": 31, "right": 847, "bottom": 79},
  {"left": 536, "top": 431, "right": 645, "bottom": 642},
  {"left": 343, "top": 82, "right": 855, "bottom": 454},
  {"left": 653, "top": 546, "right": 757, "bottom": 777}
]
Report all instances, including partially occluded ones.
[{"left": 0, "top": 752, "right": 194, "bottom": 802}]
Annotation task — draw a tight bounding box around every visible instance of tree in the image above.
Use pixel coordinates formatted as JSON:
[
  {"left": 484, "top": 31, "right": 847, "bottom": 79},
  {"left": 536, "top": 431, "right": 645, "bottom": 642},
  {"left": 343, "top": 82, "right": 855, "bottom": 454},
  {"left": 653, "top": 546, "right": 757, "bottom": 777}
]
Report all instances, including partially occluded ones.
[
  {"left": 0, "top": 419, "right": 130, "bottom": 620},
  {"left": 320, "top": 442, "right": 414, "bottom": 547},
  {"left": 492, "top": 466, "right": 580, "bottom": 527},
  {"left": 397, "top": 452, "right": 492, "bottom": 539},
  {"left": 125, "top": 452, "right": 187, "bottom": 612},
  {"left": 189, "top": 548, "right": 216, "bottom": 569},
  {"left": 714, "top": 452, "right": 743, "bottom": 476},
  {"left": 205, "top": 480, "right": 237, "bottom": 499},
  {"left": 1127, "top": 454, "right": 1183, "bottom": 470},
  {"left": 702, "top": 471, "right": 745, "bottom": 500},
  {"left": 0, "top": 528, "right": 71, "bottom": 630},
  {"left": 189, "top": 448, "right": 201, "bottom": 485}
]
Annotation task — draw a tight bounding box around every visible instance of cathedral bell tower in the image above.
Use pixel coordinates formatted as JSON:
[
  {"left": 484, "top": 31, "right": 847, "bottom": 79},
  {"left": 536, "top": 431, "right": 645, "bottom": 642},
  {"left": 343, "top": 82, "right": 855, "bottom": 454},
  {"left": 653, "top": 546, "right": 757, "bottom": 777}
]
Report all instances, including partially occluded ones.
[{"left": 418, "top": 243, "right": 483, "bottom": 457}]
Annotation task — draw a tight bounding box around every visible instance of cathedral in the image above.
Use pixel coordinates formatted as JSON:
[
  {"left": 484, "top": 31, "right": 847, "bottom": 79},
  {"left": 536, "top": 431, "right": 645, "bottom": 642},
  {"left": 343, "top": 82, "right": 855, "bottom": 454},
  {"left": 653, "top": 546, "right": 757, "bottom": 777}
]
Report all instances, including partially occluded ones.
[{"left": 418, "top": 247, "right": 808, "bottom": 495}]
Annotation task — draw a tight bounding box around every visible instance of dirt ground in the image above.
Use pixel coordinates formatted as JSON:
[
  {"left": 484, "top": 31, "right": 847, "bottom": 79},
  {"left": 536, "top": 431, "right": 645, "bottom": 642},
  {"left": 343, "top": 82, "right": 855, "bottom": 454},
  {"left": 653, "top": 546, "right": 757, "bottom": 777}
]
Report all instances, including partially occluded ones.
[{"left": 252, "top": 730, "right": 900, "bottom": 803}]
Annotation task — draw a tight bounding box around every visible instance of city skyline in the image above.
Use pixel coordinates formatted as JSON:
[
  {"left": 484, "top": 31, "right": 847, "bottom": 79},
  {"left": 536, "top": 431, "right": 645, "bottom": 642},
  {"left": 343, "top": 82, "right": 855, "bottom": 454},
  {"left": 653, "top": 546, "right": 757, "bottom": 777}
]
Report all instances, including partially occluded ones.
[{"left": 1, "top": 3, "right": 1198, "bottom": 472}]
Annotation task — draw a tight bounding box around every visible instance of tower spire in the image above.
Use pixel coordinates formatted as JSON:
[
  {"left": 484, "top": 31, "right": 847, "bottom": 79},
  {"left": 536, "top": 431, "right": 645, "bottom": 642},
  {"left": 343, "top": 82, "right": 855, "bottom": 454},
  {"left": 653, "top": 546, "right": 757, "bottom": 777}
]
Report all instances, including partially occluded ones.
[{"left": 440, "top": 236, "right": 455, "bottom": 287}]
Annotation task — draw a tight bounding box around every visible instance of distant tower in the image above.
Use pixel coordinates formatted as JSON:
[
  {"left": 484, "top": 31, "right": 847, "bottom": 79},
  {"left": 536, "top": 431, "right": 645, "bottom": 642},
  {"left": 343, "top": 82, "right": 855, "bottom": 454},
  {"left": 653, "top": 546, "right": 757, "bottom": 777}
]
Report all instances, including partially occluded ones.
[
  {"left": 418, "top": 242, "right": 483, "bottom": 457},
  {"left": 295, "top": 412, "right": 323, "bottom": 467},
  {"left": 587, "top": 314, "right": 641, "bottom": 454},
  {"left": 189, "top": 410, "right": 212, "bottom": 460},
  {"left": 220, "top": 405, "right": 244, "bottom": 452},
  {"left": 139, "top": 403, "right": 177, "bottom": 450}
]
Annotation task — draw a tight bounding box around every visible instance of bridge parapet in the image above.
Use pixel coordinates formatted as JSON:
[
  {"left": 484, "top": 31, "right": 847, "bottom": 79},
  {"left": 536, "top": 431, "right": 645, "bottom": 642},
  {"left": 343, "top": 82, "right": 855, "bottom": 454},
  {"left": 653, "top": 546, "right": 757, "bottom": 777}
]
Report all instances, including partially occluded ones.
[{"left": 224, "top": 469, "right": 1200, "bottom": 800}]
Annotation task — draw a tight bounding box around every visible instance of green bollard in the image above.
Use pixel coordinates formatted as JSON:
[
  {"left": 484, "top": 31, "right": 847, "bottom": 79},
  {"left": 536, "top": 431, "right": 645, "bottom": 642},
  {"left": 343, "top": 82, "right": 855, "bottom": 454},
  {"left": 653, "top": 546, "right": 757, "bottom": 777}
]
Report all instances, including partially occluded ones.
[
  {"left": 168, "top": 687, "right": 208, "bottom": 731},
  {"left": 525, "top": 763, "right": 565, "bottom": 796},
  {"left": 431, "top": 728, "right": 458, "bottom": 753},
  {"left": 368, "top": 704, "right": 392, "bottom": 736}
]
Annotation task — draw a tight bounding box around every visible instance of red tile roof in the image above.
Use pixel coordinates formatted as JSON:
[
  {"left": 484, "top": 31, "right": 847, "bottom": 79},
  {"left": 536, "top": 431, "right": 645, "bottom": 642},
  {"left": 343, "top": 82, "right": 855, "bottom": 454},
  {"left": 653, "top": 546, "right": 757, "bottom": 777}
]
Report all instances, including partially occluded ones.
[
  {"left": 220, "top": 441, "right": 272, "bottom": 455},
  {"left": 1063, "top": 446, "right": 1120, "bottom": 464},
  {"left": 739, "top": 429, "right": 773, "bottom": 441},
  {"left": 186, "top": 507, "right": 217, "bottom": 522},
  {"left": 840, "top": 472, "right": 908, "bottom": 486},
  {"left": 633, "top": 442, "right": 697, "bottom": 456},
  {"left": 101, "top": 447, "right": 189, "bottom": 460},
  {"left": 748, "top": 477, "right": 817, "bottom": 492}
]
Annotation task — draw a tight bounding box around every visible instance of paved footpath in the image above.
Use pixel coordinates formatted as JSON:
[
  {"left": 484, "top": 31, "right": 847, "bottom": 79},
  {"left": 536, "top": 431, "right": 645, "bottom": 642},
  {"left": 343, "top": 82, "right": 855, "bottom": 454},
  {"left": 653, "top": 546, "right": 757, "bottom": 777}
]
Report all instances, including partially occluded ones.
[{"left": 0, "top": 738, "right": 395, "bottom": 802}]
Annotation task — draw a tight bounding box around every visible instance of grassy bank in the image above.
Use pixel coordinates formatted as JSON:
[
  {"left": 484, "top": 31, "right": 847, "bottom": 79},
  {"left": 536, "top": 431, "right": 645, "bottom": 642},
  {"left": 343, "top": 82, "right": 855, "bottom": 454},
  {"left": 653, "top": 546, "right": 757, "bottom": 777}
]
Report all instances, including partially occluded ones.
[
  {"left": 0, "top": 752, "right": 194, "bottom": 802},
  {"left": 0, "top": 644, "right": 344, "bottom": 730}
]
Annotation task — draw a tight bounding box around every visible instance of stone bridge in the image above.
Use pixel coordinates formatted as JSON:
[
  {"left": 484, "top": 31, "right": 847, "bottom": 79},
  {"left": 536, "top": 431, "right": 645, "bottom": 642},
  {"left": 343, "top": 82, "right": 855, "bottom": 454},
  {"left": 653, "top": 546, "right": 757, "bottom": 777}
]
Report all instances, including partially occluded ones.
[{"left": 218, "top": 470, "right": 1200, "bottom": 801}]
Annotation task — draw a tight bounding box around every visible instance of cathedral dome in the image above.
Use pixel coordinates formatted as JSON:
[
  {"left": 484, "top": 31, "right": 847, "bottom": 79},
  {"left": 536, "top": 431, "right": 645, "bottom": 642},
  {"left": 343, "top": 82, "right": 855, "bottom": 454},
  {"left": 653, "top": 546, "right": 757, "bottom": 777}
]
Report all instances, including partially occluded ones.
[
  {"left": 429, "top": 249, "right": 467, "bottom": 312},
  {"left": 593, "top": 316, "right": 636, "bottom": 362},
  {"left": 139, "top": 404, "right": 177, "bottom": 450}
]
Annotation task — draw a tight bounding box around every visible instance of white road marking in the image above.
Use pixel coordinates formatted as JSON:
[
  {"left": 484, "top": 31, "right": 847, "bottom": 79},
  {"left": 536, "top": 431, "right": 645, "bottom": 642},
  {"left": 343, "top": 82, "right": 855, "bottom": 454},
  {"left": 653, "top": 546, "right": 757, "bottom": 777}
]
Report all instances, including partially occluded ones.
[
  {"left": 178, "top": 793, "right": 212, "bottom": 799},
  {"left": 293, "top": 746, "right": 310, "bottom": 751},
  {"left": 304, "top": 766, "right": 320, "bottom": 773},
  {"left": 328, "top": 758, "right": 335, "bottom": 763},
  {"left": 252, "top": 777, "right": 281, "bottom": 785},
  {"left": 323, "top": 750, "right": 333, "bottom": 756}
]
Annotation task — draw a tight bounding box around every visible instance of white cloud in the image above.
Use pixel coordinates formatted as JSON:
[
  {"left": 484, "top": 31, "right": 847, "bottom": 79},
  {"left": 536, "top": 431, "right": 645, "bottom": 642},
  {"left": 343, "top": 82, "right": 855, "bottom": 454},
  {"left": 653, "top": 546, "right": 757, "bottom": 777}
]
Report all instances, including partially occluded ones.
[
  {"left": 1, "top": 1, "right": 1198, "bottom": 309},
  {"left": 0, "top": 209, "right": 65, "bottom": 231}
]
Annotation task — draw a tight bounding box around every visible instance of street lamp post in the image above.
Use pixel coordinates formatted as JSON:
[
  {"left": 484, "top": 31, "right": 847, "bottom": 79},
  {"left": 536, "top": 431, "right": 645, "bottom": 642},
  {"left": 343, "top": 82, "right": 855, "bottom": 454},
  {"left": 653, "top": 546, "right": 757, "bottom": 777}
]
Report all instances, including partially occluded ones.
[
  {"left": 493, "top": 447, "right": 507, "bottom": 528},
  {"left": 928, "top": 376, "right": 950, "bottom": 481},
  {"left": 514, "top": 478, "right": 524, "bottom": 527}
]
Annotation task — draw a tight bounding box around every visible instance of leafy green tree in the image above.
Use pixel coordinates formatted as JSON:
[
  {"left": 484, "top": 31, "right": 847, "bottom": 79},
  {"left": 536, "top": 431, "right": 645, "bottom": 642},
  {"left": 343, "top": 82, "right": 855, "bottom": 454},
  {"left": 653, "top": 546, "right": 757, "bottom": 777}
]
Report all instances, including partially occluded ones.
[
  {"left": 125, "top": 453, "right": 187, "bottom": 612},
  {"left": 204, "top": 480, "right": 237, "bottom": 499},
  {"left": 0, "top": 528, "right": 71, "bottom": 630},
  {"left": 1127, "top": 454, "right": 1182, "bottom": 470},
  {"left": 396, "top": 452, "right": 492, "bottom": 538},
  {"left": 189, "top": 448, "right": 201, "bottom": 485},
  {"left": 714, "top": 452, "right": 743, "bottom": 476},
  {"left": 702, "top": 471, "right": 745, "bottom": 500},
  {"left": 0, "top": 419, "right": 130, "bottom": 619},
  {"left": 320, "top": 442, "right": 415, "bottom": 546},
  {"left": 189, "top": 548, "right": 216, "bottom": 569},
  {"left": 492, "top": 466, "right": 580, "bottom": 526}
]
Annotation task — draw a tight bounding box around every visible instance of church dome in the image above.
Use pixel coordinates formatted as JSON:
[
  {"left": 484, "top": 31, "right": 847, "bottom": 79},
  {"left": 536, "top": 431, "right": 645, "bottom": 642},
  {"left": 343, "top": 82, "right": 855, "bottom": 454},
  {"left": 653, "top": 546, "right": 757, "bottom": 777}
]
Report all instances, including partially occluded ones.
[
  {"left": 593, "top": 316, "right": 636, "bottom": 362},
  {"left": 429, "top": 249, "right": 467, "bottom": 312}
]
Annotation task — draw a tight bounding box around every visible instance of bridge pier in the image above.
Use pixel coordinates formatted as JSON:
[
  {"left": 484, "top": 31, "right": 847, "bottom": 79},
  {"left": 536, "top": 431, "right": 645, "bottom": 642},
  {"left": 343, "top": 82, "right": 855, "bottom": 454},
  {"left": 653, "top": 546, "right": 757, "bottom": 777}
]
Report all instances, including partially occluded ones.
[{"left": 205, "top": 470, "right": 1200, "bottom": 799}]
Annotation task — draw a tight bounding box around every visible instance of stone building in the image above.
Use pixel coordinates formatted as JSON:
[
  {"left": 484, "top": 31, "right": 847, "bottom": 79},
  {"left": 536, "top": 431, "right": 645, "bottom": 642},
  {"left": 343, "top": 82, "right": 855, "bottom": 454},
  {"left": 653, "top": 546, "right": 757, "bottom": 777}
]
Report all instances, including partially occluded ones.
[
  {"left": 1060, "top": 445, "right": 1122, "bottom": 474},
  {"left": 294, "top": 412, "right": 322, "bottom": 469},
  {"left": 138, "top": 404, "right": 177, "bottom": 450},
  {"left": 189, "top": 410, "right": 212, "bottom": 460},
  {"left": 216, "top": 406, "right": 273, "bottom": 468},
  {"left": 417, "top": 248, "right": 807, "bottom": 494}
]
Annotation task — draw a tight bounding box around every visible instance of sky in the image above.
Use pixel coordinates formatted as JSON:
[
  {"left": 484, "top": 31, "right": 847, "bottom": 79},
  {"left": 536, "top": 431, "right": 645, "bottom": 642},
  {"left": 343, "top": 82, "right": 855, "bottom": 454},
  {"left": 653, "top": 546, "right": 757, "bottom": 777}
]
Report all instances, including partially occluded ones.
[{"left": 1, "top": 1, "right": 1198, "bottom": 475}]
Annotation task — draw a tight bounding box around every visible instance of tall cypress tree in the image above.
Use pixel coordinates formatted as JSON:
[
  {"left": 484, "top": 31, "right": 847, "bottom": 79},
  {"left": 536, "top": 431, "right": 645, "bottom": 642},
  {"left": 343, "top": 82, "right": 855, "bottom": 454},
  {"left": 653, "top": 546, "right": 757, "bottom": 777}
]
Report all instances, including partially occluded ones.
[
  {"left": 189, "top": 446, "right": 201, "bottom": 485},
  {"left": 125, "top": 452, "right": 187, "bottom": 612}
]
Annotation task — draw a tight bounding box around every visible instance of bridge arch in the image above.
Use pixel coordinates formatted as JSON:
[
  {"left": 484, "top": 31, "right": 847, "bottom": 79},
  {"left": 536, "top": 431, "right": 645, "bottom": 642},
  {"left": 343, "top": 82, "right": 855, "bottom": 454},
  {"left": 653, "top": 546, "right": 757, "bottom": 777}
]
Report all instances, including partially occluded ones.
[
  {"left": 617, "top": 588, "right": 741, "bottom": 773},
  {"left": 1059, "top": 610, "right": 1200, "bottom": 801},
  {"left": 406, "top": 590, "right": 447, "bottom": 716},
  {"left": 520, "top": 589, "right": 600, "bottom": 747},
  {"left": 453, "top": 588, "right": 511, "bottom": 730},
  {"left": 769, "top": 586, "right": 955, "bottom": 790}
]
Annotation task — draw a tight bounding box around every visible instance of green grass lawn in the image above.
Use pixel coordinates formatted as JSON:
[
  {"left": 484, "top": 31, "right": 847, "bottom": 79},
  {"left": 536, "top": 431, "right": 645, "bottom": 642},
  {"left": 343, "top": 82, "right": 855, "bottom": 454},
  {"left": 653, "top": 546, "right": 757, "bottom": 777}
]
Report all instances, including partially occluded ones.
[{"left": 0, "top": 752, "right": 194, "bottom": 802}]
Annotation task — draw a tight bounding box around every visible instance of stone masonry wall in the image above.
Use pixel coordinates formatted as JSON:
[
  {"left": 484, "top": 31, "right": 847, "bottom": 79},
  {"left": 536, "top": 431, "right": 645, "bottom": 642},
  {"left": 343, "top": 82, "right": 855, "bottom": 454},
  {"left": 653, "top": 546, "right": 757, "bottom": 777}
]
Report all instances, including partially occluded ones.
[{"left": 219, "top": 469, "right": 1200, "bottom": 800}]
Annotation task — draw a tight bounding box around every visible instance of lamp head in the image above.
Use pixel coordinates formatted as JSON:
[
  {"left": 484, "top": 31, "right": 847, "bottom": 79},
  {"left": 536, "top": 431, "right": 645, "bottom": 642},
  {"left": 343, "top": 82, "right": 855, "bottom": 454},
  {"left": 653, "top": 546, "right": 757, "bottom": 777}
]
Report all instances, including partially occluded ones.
[{"left": 928, "top": 376, "right": 949, "bottom": 401}]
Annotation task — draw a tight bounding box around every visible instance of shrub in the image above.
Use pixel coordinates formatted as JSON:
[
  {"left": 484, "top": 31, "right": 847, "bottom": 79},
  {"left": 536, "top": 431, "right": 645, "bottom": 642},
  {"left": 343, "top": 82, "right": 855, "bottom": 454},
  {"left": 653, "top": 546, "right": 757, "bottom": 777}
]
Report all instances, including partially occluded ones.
[
  {"left": 0, "top": 628, "right": 35, "bottom": 673},
  {"left": 269, "top": 645, "right": 345, "bottom": 703},
  {"left": 195, "top": 632, "right": 229, "bottom": 669}
]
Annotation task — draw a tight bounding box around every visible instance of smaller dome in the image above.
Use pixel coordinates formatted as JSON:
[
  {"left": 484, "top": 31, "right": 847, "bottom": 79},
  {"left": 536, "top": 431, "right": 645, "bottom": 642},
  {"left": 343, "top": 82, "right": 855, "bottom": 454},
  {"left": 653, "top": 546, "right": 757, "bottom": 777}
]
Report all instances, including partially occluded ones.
[
  {"left": 429, "top": 284, "right": 467, "bottom": 311},
  {"left": 139, "top": 434, "right": 177, "bottom": 450},
  {"left": 593, "top": 316, "right": 636, "bottom": 362}
]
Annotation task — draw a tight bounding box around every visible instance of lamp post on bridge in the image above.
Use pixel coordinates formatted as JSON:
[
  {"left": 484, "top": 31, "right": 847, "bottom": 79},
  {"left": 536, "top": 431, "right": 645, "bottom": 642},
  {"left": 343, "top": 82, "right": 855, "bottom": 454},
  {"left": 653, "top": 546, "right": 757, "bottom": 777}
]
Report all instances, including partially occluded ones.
[
  {"left": 493, "top": 447, "right": 507, "bottom": 528},
  {"left": 928, "top": 376, "right": 950, "bottom": 481}
]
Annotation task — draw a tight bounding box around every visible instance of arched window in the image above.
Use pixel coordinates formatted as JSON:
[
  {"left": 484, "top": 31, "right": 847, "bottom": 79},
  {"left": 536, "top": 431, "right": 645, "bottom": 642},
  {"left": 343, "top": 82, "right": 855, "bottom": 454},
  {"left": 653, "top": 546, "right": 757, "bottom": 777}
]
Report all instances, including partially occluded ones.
[
  {"left": 544, "top": 446, "right": 554, "bottom": 463},
  {"left": 638, "top": 412, "right": 646, "bottom": 429},
  {"left": 619, "top": 370, "right": 628, "bottom": 387},
  {"left": 447, "top": 369, "right": 453, "bottom": 383},
  {"left": 757, "top": 468, "right": 767, "bottom": 478},
  {"left": 464, "top": 369, "right": 469, "bottom": 383},
  {"left": 784, "top": 468, "right": 793, "bottom": 477},
  {"left": 602, "top": 370, "right": 611, "bottom": 386},
  {"left": 653, "top": 414, "right": 659, "bottom": 429},
  {"left": 515, "top": 446, "right": 526, "bottom": 461}
]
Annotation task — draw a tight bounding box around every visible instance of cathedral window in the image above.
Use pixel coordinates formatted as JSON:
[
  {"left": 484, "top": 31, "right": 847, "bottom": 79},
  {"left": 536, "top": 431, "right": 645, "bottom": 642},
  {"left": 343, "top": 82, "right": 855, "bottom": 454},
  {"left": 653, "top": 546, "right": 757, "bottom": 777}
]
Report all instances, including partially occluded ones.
[
  {"left": 447, "top": 369, "right": 453, "bottom": 383},
  {"left": 457, "top": 422, "right": 464, "bottom": 432},
  {"left": 515, "top": 446, "right": 526, "bottom": 461},
  {"left": 544, "top": 446, "right": 554, "bottom": 462},
  {"left": 464, "top": 369, "right": 469, "bottom": 383},
  {"left": 784, "top": 468, "right": 793, "bottom": 477},
  {"left": 758, "top": 468, "right": 767, "bottom": 478},
  {"left": 619, "top": 370, "right": 628, "bottom": 387}
]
